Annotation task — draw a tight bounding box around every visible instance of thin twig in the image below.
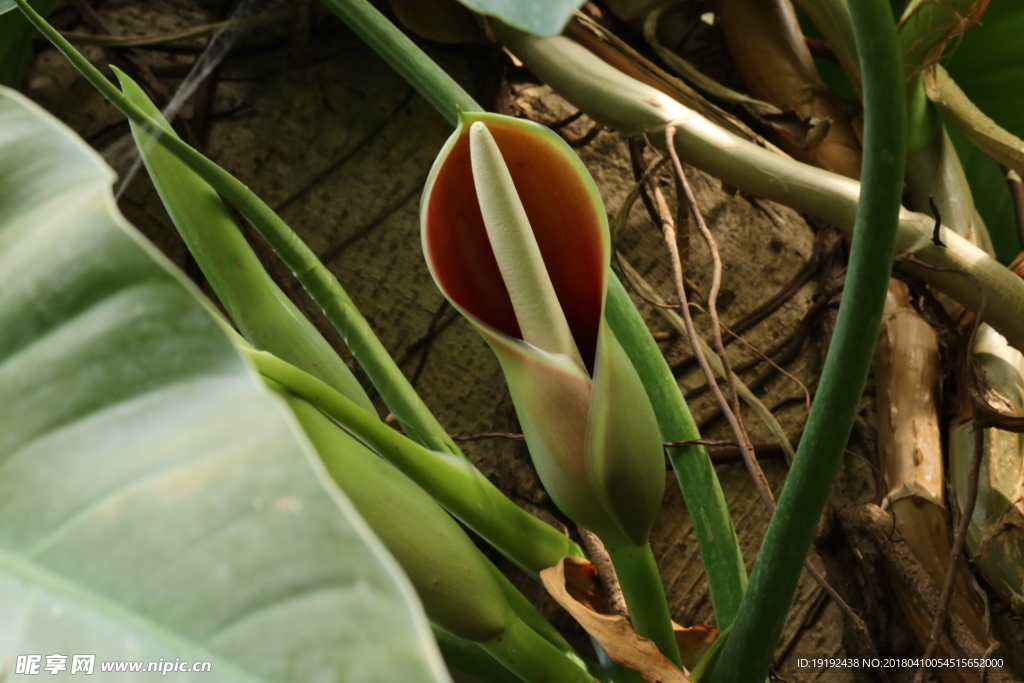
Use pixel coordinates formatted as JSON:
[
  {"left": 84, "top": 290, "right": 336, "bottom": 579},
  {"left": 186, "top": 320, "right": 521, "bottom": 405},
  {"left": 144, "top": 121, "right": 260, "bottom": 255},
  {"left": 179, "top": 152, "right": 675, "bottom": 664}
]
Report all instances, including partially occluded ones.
[
  {"left": 928, "top": 195, "right": 945, "bottom": 247},
  {"left": 651, "top": 127, "right": 773, "bottom": 512},
  {"left": 546, "top": 109, "right": 584, "bottom": 130},
  {"left": 662, "top": 438, "right": 736, "bottom": 448},
  {"left": 559, "top": 121, "right": 604, "bottom": 148},
  {"left": 688, "top": 302, "right": 814, "bottom": 411},
  {"left": 703, "top": 442, "right": 792, "bottom": 467},
  {"left": 665, "top": 130, "right": 753, "bottom": 446},
  {"left": 449, "top": 432, "right": 526, "bottom": 442},
  {"left": 577, "top": 527, "right": 629, "bottom": 617}
]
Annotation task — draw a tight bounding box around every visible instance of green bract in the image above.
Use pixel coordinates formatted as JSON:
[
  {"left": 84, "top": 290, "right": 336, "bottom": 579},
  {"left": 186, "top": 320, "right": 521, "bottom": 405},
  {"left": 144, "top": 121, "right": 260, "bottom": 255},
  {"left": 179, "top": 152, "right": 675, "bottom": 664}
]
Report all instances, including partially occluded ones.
[{"left": 421, "top": 112, "right": 665, "bottom": 547}]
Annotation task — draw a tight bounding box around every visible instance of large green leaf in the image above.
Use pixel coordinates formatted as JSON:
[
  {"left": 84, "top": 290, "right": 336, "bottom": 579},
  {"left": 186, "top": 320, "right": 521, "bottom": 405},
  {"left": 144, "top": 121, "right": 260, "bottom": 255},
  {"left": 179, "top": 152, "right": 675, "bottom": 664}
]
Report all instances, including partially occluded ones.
[
  {"left": 453, "top": 0, "right": 584, "bottom": 36},
  {"left": 0, "top": 86, "right": 449, "bottom": 681},
  {"left": 944, "top": 1, "right": 1024, "bottom": 260}
]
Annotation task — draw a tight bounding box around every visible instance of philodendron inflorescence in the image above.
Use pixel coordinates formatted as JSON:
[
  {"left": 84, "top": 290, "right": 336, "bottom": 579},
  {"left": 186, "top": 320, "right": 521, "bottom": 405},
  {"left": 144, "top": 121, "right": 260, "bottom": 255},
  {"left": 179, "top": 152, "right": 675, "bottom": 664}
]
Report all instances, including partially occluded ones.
[{"left": 421, "top": 111, "right": 666, "bottom": 551}]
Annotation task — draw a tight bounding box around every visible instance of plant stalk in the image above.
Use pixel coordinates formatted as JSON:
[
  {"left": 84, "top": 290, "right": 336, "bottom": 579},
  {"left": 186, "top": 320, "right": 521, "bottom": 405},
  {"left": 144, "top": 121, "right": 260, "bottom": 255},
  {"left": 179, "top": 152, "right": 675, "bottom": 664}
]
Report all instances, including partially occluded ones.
[
  {"left": 704, "top": 0, "right": 906, "bottom": 678},
  {"left": 604, "top": 542, "right": 683, "bottom": 670},
  {"left": 605, "top": 279, "right": 747, "bottom": 628},
  {"left": 117, "top": 68, "right": 377, "bottom": 414},
  {"left": 318, "top": 0, "right": 480, "bottom": 125}
]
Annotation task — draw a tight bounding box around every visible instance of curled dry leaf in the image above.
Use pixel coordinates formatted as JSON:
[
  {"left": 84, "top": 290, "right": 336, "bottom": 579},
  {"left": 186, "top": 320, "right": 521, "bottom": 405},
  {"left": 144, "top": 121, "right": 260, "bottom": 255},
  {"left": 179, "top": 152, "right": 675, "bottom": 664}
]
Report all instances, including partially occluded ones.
[
  {"left": 540, "top": 557, "right": 692, "bottom": 683},
  {"left": 672, "top": 623, "right": 718, "bottom": 671}
]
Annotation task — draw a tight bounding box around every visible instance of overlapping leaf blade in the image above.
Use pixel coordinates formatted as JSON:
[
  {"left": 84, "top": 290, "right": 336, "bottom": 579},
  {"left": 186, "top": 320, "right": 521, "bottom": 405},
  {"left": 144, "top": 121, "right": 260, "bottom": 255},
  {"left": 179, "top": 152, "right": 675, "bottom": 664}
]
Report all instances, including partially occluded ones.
[{"left": 0, "top": 86, "right": 448, "bottom": 682}]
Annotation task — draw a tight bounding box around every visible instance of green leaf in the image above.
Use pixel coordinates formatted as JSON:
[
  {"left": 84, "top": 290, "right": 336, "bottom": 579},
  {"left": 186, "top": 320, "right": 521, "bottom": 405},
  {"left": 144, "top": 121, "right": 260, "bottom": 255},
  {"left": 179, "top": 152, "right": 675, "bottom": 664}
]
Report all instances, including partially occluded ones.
[
  {"left": 115, "top": 69, "right": 377, "bottom": 416},
  {"left": 453, "top": 0, "right": 584, "bottom": 36},
  {"left": 945, "top": 1, "right": 1024, "bottom": 260},
  {"left": 0, "top": 86, "right": 449, "bottom": 682}
]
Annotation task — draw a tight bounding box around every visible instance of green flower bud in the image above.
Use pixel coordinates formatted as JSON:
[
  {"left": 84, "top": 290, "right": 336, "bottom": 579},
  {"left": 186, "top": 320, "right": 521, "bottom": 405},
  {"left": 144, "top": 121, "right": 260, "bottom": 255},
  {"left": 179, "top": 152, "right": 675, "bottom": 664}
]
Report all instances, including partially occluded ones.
[
  {"left": 284, "top": 393, "right": 513, "bottom": 641},
  {"left": 421, "top": 112, "right": 665, "bottom": 547}
]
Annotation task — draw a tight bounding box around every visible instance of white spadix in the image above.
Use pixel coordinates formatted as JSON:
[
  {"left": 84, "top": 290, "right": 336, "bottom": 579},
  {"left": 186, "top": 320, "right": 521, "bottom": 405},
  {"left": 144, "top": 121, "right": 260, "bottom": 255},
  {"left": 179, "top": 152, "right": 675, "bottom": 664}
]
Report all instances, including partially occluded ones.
[{"left": 468, "top": 121, "right": 585, "bottom": 369}]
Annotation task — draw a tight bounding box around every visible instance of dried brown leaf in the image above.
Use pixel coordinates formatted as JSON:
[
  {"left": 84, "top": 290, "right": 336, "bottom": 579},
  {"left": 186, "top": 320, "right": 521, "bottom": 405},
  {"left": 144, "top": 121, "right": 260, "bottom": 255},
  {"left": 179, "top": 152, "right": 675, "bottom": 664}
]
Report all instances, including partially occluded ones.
[
  {"left": 541, "top": 557, "right": 691, "bottom": 683},
  {"left": 672, "top": 623, "right": 718, "bottom": 671}
]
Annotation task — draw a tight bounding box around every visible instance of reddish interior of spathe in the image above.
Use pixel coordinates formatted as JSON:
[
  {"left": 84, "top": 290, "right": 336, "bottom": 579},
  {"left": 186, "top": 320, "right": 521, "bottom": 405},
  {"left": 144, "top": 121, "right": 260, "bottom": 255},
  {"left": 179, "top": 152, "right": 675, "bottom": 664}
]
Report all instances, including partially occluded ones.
[{"left": 425, "top": 120, "right": 605, "bottom": 370}]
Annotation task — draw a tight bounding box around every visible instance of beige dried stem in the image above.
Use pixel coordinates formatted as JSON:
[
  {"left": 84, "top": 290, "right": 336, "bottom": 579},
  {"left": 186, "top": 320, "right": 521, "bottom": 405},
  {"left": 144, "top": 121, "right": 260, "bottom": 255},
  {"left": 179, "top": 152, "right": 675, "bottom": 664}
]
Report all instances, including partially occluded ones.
[{"left": 877, "top": 285, "right": 993, "bottom": 676}]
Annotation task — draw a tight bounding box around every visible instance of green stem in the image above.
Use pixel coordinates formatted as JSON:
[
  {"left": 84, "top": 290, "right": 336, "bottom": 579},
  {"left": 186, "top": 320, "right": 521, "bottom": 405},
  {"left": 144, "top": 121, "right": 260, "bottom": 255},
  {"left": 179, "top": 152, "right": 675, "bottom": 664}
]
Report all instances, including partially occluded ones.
[
  {"left": 318, "top": 0, "right": 481, "bottom": 126},
  {"left": 928, "top": 65, "right": 1024, "bottom": 178},
  {"left": 480, "top": 615, "right": 599, "bottom": 683},
  {"left": 12, "top": 0, "right": 464, "bottom": 457},
  {"left": 904, "top": 73, "right": 942, "bottom": 153},
  {"left": 605, "top": 279, "right": 747, "bottom": 628},
  {"left": 605, "top": 542, "right": 682, "bottom": 669},
  {"left": 242, "top": 346, "right": 584, "bottom": 576},
  {"left": 705, "top": 0, "right": 906, "bottom": 680}
]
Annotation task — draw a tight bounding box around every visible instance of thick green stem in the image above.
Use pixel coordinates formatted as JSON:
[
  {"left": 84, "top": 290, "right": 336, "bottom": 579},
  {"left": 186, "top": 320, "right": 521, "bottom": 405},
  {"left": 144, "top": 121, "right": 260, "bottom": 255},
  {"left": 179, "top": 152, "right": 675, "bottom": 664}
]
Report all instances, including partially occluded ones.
[
  {"left": 243, "top": 346, "right": 584, "bottom": 576},
  {"left": 705, "top": 0, "right": 906, "bottom": 680},
  {"left": 318, "top": 0, "right": 480, "bottom": 125},
  {"left": 927, "top": 65, "right": 1024, "bottom": 179},
  {"left": 897, "top": 0, "right": 981, "bottom": 153},
  {"left": 605, "top": 542, "right": 682, "bottom": 669},
  {"left": 605, "top": 279, "right": 747, "bottom": 628},
  {"left": 480, "top": 616, "right": 599, "bottom": 683}
]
